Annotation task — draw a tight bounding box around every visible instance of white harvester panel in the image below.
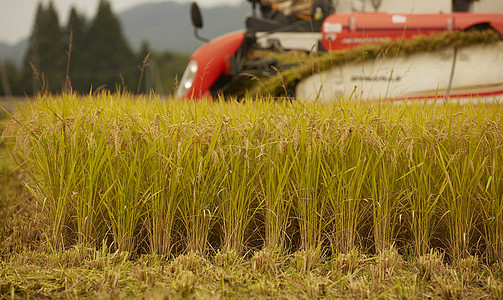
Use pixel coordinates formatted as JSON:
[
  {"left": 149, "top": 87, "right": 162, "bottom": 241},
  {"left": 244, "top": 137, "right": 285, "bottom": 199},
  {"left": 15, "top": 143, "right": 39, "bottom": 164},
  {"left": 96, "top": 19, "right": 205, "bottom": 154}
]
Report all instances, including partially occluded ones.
[{"left": 296, "top": 41, "right": 503, "bottom": 102}]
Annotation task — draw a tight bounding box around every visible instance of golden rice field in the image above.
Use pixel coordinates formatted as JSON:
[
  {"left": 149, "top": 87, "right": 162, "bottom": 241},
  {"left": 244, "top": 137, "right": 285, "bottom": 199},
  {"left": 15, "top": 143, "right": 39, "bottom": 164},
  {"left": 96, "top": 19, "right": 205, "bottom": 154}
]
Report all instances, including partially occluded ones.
[{"left": 1, "top": 93, "right": 503, "bottom": 298}]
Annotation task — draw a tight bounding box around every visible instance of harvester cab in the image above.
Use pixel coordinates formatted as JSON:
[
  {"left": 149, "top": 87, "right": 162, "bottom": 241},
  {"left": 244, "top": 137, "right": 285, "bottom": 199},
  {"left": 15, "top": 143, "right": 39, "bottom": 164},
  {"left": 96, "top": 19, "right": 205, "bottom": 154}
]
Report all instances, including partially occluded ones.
[
  {"left": 245, "top": 0, "right": 333, "bottom": 51},
  {"left": 179, "top": 0, "right": 331, "bottom": 99}
]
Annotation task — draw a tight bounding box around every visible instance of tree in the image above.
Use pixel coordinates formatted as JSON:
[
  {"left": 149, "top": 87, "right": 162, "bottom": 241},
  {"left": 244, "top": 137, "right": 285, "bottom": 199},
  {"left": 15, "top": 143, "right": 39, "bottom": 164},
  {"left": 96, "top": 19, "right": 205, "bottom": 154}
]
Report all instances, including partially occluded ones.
[
  {"left": 23, "top": 1, "right": 65, "bottom": 93},
  {"left": 65, "top": 7, "right": 89, "bottom": 92},
  {"left": 20, "top": 0, "right": 148, "bottom": 95},
  {"left": 85, "top": 0, "right": 137, "bottom": 92},
  {"left": 152, "top": 51, "right": 189, "bottom": 94},
  {"left": 137, "top": 41, "right": 151, "bottom": 94},
  {"left": 0, "top": 59, "right": 13, "bottom": 96}
]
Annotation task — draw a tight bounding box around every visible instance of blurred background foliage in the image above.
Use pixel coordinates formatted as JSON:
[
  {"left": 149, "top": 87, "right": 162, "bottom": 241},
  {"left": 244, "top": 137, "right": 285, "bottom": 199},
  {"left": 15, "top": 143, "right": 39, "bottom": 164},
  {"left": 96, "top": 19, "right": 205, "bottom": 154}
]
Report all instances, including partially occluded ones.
[{"left": 0, "top": 0, "right": 189, "bottom": 96}]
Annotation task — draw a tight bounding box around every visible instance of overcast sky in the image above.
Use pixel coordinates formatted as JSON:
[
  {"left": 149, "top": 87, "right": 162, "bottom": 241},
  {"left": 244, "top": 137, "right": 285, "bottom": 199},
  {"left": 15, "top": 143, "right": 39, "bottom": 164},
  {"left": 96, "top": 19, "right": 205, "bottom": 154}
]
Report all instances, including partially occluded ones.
[{"left": 0, "top": 0, "right": 243, "bottom": 45}]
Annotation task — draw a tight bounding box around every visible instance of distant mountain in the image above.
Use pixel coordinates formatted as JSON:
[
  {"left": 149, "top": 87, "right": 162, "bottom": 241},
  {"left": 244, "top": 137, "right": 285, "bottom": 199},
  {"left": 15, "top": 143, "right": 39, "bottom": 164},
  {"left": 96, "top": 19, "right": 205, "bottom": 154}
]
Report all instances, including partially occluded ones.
[
  {"left": 0, "top": 39, "right": 28, "bottom": 67},
  {"left": 0, "top": 1, "right": 251, "bottom": 67},
  {"left": 118, "top": 1, "right": 250, "bottom": 53}
]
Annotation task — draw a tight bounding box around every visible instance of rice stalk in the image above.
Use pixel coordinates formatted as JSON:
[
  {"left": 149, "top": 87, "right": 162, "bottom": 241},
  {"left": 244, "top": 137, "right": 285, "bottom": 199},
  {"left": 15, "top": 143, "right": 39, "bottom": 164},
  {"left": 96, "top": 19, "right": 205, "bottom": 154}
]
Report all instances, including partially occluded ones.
[{"left": 2, "top": 93, "right": 502, "bottom": 262}]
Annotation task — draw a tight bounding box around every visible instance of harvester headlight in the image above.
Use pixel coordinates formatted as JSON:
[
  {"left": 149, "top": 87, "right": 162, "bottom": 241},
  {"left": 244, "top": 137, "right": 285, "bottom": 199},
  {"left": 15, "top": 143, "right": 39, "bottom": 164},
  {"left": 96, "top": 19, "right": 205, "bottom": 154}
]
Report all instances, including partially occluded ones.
[{"left": 177, "top": 59, "right": 198, "bottom": 98}]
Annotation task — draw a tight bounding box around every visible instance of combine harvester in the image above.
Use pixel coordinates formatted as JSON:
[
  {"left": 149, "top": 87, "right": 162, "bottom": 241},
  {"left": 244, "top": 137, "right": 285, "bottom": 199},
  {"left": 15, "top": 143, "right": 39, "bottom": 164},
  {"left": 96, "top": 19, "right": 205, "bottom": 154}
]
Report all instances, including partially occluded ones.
[{"left": 177, "top": 0, "right": 503, "bottom": 102}]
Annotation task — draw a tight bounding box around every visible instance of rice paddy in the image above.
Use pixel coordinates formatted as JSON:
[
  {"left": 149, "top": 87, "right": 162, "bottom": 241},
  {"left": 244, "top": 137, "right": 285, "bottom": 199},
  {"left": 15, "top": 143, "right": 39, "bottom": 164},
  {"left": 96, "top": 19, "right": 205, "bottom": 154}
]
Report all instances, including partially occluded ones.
[{"left": 1, "top": 93, "right": 503, "bottom": 298}]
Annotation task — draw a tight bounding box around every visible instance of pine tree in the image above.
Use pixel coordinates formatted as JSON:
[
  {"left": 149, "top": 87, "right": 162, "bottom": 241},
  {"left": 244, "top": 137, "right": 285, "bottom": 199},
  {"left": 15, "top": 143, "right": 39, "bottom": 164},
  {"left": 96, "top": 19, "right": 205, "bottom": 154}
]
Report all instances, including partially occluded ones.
[
  {"left": 137, "top": 41, "right": 151, "bottom": 94},
  {"left": 65, "top": 7, "right": 89, "bottom": 92},
  {"left": 23, "top": 1, "right": 65, "bottom": 93},
  {"left": 85, "top": 0, "right": 137, "bottom": 92}
]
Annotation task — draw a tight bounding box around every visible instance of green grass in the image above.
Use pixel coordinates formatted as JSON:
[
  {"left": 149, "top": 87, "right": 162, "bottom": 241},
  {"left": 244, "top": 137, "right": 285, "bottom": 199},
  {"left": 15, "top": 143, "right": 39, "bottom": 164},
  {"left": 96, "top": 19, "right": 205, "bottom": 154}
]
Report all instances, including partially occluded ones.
[{"left": 1, "top": 93, "right": 503, "bottom": 298}]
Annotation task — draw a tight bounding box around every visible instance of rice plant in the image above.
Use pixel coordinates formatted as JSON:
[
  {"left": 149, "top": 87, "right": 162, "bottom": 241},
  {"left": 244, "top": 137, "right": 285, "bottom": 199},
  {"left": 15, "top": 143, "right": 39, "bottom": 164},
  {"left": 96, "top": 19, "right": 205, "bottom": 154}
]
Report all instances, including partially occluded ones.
[{"left": 3, "top": 92, "right": 502, "bottom": 264}]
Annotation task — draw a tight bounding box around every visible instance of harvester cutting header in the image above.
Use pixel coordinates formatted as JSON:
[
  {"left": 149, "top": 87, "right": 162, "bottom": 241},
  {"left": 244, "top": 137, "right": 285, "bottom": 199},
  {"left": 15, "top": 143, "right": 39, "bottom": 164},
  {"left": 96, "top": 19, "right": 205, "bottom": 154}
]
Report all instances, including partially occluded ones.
[{"left": 177, "top": 0, "right": 503, "bottom": 102}]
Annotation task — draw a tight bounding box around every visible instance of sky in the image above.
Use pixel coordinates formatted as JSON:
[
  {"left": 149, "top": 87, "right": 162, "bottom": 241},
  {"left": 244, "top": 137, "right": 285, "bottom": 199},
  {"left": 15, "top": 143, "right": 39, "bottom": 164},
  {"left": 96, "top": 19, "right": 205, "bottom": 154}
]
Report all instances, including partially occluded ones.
[{"left": 0, "top": 0, "right": 242, "bottom": 45}]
